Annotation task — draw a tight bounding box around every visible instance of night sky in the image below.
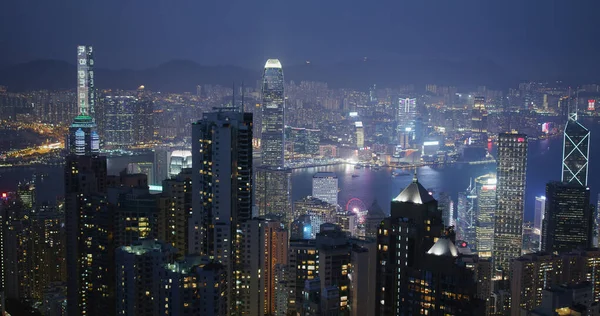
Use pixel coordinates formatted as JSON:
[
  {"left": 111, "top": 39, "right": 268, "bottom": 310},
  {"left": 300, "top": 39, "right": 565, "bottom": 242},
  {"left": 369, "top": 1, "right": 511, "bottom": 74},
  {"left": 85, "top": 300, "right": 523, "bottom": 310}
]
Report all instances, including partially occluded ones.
[{"left": 2, "top": 0, "right": 600, "bottom": 75}]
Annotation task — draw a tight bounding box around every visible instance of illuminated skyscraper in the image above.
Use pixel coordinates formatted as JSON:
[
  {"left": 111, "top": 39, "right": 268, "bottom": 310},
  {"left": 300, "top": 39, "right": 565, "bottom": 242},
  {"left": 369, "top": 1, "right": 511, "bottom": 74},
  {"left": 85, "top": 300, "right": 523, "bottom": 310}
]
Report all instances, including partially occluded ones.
[
  {"left": 355, "top": 121, "right": 364, "bottom": 148},
  {"left": 256, "top": 59, "right": 292, "bottom": 221},
  {"left": 103, "top": 95, "right": 136, "bottom": 147},
  {"left": 542, "top": 181, "right": 592, "bottom": 254},
  {"left": 397, "top": 97, "right": 417, "bottom": 127},
  {"left": 261, "top": 59, "right": 285, "bottom": 168},
  {"left": 457, "top": 185, "right": 476, "bottom": 249},
  {"left": 474, "top": 174, "right": 496, "bottom": 258},
  {"left": 312, "top": 172, "right": 338, "bottom": 206},
  {"left": 493, "top": 133, "right": 528, "bottom": 273},
  {"left": 562, "top": 114, "right": 590, "bottom": 186},
  {"left": 68, "top": 45, "right": 99, "bottom": 155},
  {"left": 533, "top": 196, "right": 546, "bottom": 249},
  {"left": 471, "top": 96, "right": 488, "bottom": 146},
  {"left": 191, "top": 109, "right": 253, "bottom": 312}
]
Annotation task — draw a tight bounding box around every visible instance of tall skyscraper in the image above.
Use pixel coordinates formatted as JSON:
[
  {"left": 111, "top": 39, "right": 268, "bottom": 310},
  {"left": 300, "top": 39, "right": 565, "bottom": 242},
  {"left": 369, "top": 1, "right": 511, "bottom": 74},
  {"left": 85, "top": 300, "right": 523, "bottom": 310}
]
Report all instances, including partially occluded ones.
[
  {"left": 533, "top": 196, "right": 546, "bottom": 249},
  {"left": 256, "top": 59, "right": 292, "bottom": 221},
  {"left": 457, "top": 185, "right": 476, "bottom": 249},
  {"left": 355, "top": 121, "right": 364, "bottom": 148},
  {"left": 438, "top": 192, "right": 454, "bottom": 227},
  {"left": 493, "top": 133, "right": 528, "bottom": 273},
  {"left": 562, "top": 109, "right": 590, "bottom": 186},
  {"left": 312, "top": 172, "right": 338, "bottom": 206},
  {"left": 68, "top": 45, "right": 98, "bottom": 155},
  {"left": 474, "top": 173, "right": 497, "bottom": 258},
  {"left": 376, "top": 175, "right": 445, "bottom": 315},
  {"left": 191, "top": 109, "right": 253, "bottom": 312},
  {"left": 471, "top": 96, "right": 489, "bottom": 146},
  {"left": 542, "top": 181, "right": 592, "bottom": 254},
  {"left": 397, "top": 97, "right": 417, "bottom": 127},
  {"left": 261, "top": 59, "right": 285, "bottom": 168}
]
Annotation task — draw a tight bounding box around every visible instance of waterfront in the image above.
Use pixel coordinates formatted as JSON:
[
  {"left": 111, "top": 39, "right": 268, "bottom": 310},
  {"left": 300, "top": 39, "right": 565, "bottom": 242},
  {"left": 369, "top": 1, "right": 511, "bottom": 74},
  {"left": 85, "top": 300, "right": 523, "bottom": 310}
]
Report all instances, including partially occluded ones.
[{"left": 1, "top": 118, "right": 598, "bottom": 222}]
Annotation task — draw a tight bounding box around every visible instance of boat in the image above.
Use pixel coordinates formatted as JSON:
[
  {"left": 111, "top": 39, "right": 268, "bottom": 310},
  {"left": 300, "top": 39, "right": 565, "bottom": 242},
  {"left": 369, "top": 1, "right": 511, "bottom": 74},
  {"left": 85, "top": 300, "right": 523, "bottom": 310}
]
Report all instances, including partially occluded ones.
[
  {"left": 392, "top": 171, "right": 410, "bottom": 177},
  {"left": 354, "top": 165, "right": 362, "bottom": 169},
  {"left": 352, "top": 174, "right": 360, "bottom": 178}
]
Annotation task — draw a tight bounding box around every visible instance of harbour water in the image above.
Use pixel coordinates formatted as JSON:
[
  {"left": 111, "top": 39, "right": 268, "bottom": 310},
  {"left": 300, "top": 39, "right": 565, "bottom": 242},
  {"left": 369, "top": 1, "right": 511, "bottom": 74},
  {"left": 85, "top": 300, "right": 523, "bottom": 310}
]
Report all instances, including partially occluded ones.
[{"left": 1, "top": 118, "right": 598, "bottom": 222}]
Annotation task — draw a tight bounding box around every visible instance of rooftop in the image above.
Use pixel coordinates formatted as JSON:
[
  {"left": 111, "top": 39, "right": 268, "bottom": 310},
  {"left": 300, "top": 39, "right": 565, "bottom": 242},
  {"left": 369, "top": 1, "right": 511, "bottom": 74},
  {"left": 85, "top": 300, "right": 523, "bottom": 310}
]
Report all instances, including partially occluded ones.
[
  {"left": 265, "top": 59, "right": 282, "bottom": 69},
  {"left": 427, "top": 237, "right": 459, "bottom": 257},
  {"left": 393, "top": 175, "right": 434, "bottom": 204}
]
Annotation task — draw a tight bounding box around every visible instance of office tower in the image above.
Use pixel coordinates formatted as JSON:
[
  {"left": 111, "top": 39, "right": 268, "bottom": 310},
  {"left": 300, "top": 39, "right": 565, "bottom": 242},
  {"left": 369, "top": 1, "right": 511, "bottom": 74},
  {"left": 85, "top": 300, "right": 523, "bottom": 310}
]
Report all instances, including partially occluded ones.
[
  {"left": 438, "top": 191, "right": 454, "bottom": 227},
  {"left": 169, "top": 150, "right": 192, "bottom": 177},
  {"left": 493, "top": 133, "right": 528, "bottom": 272},
  {"left": 562, "top": 111, "right": 590, "bottom": 186},
  {"left": 115, "top": 240, "right": 177, "bottom": 315},
  {"left": 533, "top": 196, "right": 546, "bottom": 249},
  {"left": 160, "top": 169, "right": 192, "bottom": 256},
  {"left": 542, "top": 182, "right": 592, "bottom": 254},
  {"left": 376, "top": 175, "right": 445, "bottom": 315},
  {"left": 471, "top": 96, "right": 488, "bottom": 146},
  {"left": 68, "top": 45, "right": 98, "bottom": 155},
  {"left": 475, "top": 174, "right": 497, "bottom": 258},
  {"left": 261, "top": 59, "right": 285, "bottom": 167},
  {"left": 397, "top": 97, "right": 417, "bottom": 128},
  {"left": 355, "top": 121, "right": 364, "bottom": 148},
  {"left": 103, "top": 95, "right": 136, "bottom": 147},
  {"left": 191, "top": 109, "right": 253, "bottom": 312},
  {"left": 287, "top": 239, "right": 318, "bottom": 313},
  {"left": 255, "top": 167, "right": 292, "bottom": 222},
  {"left": 293, "top": 196, "right": 337, "bottom": 238},
  {"left": 237, "top": 219, "right": 287, "bottom": 315},
  {"left": 365, "top": 200, "right": 385, "bottom": 238},
  {"left": 290, "top": 215, "right": 312, "bottom": 240},
  {"left": 457, "top": 184, "right": 476, "bottom": 249},
  {"left": 65, "top": 155, "right": 113, "bottom": 316},
  {"left": 312, "top": 172, "right": 338, "bottom": 206},
  {"left": 349, "top": 241, "right": 377, "bottom": 316}
]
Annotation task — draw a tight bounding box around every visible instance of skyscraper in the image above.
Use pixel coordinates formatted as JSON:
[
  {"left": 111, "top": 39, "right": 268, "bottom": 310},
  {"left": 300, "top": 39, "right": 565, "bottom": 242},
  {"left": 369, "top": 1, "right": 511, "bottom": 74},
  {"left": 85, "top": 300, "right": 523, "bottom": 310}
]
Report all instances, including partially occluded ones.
[
  {"left": 562, "top": 110, "right": 590, "bottom": 186},
  {"left": 102, "top": 95, "right": 136, "bottom": 147},
  {"left": 542, "top": 181, "right": 592, "bottom": 254},
  {"left": 256, "top": 59, "right": 293, "bottom": 221},
  {"left": 261, "top": 59, "right": 285, "bottom": 168},
  {"left": 375, "top": 175, "right": 445, "bottom": 315},
  {"left": 191, "top": 109, "right": 253, "bottom": 312},
  {"left": 397, "top": 97, "right": 417, "bottom": 127},
  {"left": 533, "top": 196, "right": 546, "bottom": 249},
  {"left": 474, "top": 173, "right": 497, "bottom": 258},
  {"left": 471, "top": 96, "right": 489, "bottom": 146},
  {"left": 68, "top": 45, "right": 99, "bottom": 155},
  {"left": 457, "top": 185, "right": 477, "bottom": 249},
  {"left": 438, "top": 192, "right": 454, "bottom": 227},
  {"left": 493, "top": 133, "right": 528, "bottom": 273},
  {"left": 312, "top": 172, "right": 338, "bottom": 206}
]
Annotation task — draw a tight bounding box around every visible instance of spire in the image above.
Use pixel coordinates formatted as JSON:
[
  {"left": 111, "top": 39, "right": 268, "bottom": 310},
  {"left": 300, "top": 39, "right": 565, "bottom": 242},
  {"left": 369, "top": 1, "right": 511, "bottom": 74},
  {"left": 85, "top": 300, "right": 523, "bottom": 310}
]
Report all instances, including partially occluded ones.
[
  {"left": 232, "top": 82, "right": 235, "bottom": 109},
  {"left": 413, "top": 166, "right": 418, "bottom": 183},
  {"left": 240, "top": 82, "right": 245, "bottom": 112}
]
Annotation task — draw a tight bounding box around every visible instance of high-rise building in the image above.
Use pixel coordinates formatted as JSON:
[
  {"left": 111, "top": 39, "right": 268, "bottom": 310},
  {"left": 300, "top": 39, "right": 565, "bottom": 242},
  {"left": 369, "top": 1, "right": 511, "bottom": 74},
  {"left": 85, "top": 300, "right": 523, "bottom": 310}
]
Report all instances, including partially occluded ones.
[
  {"left": 191, "top": 109, "right": 253, "bottom": 312},
  {"left": 293, "top": 196, "right": 337, "bottom": 239},
  {"left": 542, "top": 181, "right": 592, "bottom": 254},
  {"left": 562, "top": 113, "right": 590, "bottom": 186},
  {"left": 474, "top": 173, "right": 497, "bottom": 258},
  {"left": 397, "top": 97, "right": 417, "bottom": 128},
  {"left": 355, "top": 121, "right": 364, "bottom": 148},
  {"left": 527, "top": 282, "right": 600, "bottom": 316},
  {"left": 311, "top": 172, "right": 338, "bottom": 206},
  {"left": 67, "top": 45, "right": 98, "bottom": 155},
  {"left": 168, "top": 150, "right": 192, "bottom": 178},
  {"left": 237, "top": 219, "right": 288, "bottom": 315},
  {"left": 510, "top": 249, "right": 600, "bottom": 314},
  {"left": 65, "top": 155, "right": 113, "bottom": 316},
  {"left": 134, "top": 87, "right": 154, "bottom": 144},
  {"left": 160, "top": 169, "right": 193, "bottom": 256},
  {"left": 375, "top": 175, "right": 445, "bottom": 315},
  {"left": 261, "top": 59, "right": 285, "bottom": 168},
  {"left": 287, "top": 239, "right": 319, "bottom": 313},
  {"left": 493, "top": 133, "right": 528, "bottom": 272},
  {"left": 438, "top": 191, "right": 454, "bottom": 227},
  {"left": 457, "top": 185, "right": 476, "bottom": 249},
  {"left": 533, "top": 196, "right": 546, "bottom": 249},
  {"left": 115, "top": 240, "right": 176, "bottom": 315},
  {"left": 255, "top": 167, "right": 292, "bottom": 222},
  {"left": 471, "top": 96, "right": 489, "bottom": 146}
]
